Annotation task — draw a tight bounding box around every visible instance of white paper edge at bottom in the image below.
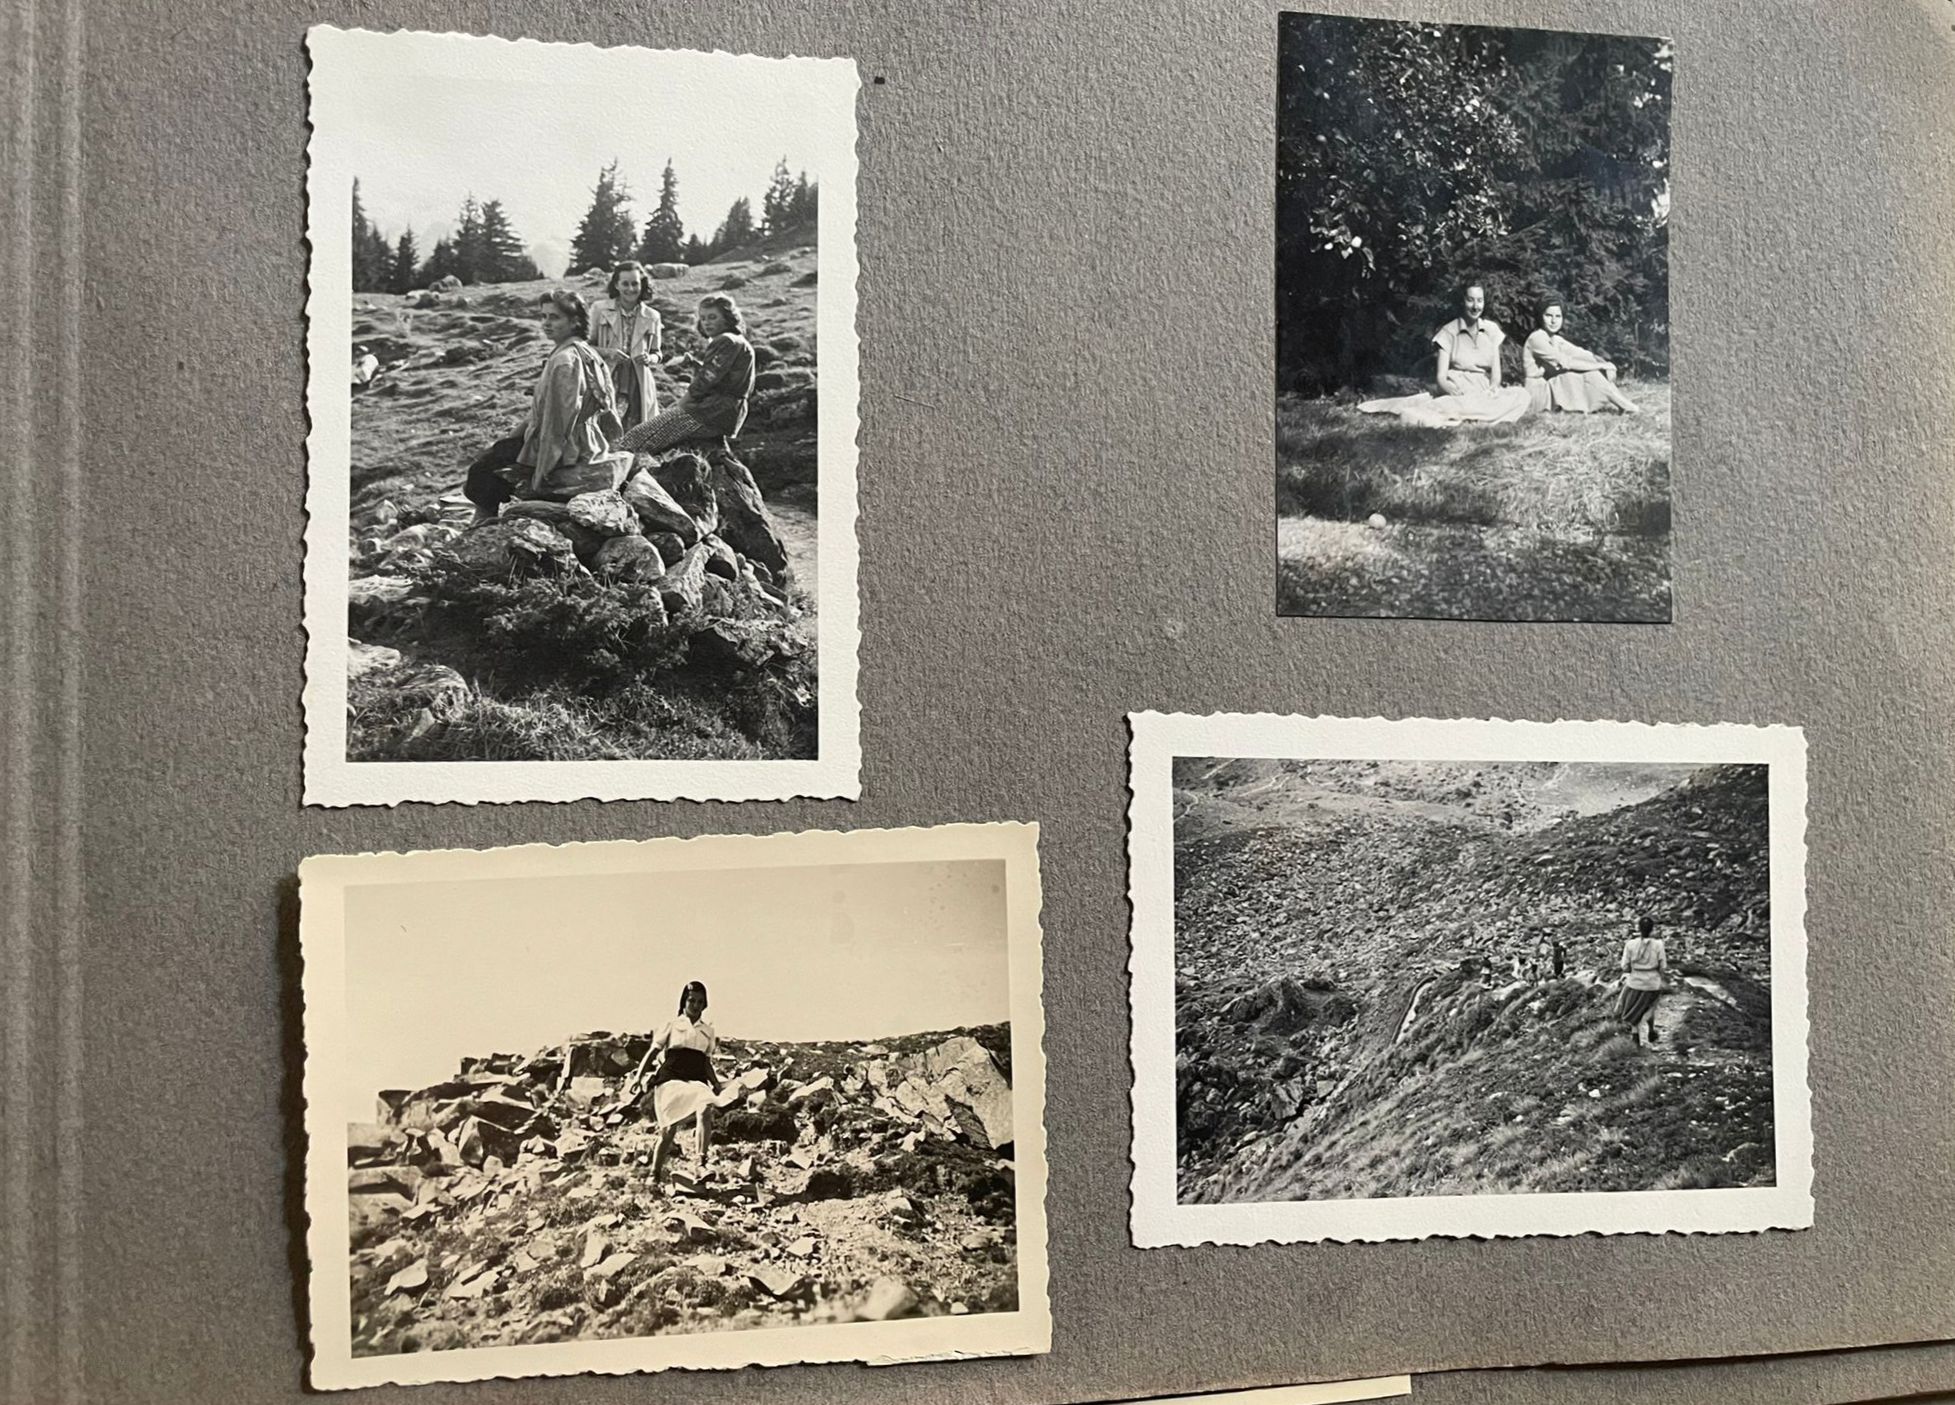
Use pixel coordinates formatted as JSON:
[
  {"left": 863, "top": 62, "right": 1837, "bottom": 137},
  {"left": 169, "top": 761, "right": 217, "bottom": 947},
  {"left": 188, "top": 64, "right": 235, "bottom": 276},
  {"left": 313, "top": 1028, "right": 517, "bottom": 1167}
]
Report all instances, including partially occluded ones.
[
  {"left": 1126, "top": 712, "right": 1813, "bottom": 1248},
  {"left": 299, "top": 822, "right": 1049, "bottom": 1389},
  {"left": 1137, "top": 1375, "right": 1413, "bottom": 1404}
]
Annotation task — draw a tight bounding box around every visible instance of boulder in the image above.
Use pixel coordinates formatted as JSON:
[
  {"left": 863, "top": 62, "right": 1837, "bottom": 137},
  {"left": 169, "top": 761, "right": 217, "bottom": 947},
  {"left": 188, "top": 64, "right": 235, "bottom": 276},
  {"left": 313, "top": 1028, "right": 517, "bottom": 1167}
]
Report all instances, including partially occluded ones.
[
  {"left": 648, "top": 453, "right": 720, "bottom": 536},
  {"left": 446, "top": 517, "right": 586, "bottom": 580},
  {"left": 565, "top": 488, "right": 641, "bottom": 541},
  {"left": 706, "top": 454, "right": 790, "bottom": 573},
  {"left": 937, "top": 1055, "right": 1014, "bottom": 1152},
  {"left": 348, "top": 1122, "right": 406, "bottom": 1166},
  {"left": 593, "top": 535, "right": 666, "bottom": 583},
  {"left": 348, "top": 575, "right": 422, "bottom": 632},
  {"left": 700, "top": 577, "right": 740, "bottom": 619},
  {"left": 498, "top": 500, "right": 604, "bottom": 560},
  {"left": 647, "top": 262, "right": 689, "bottom": 280},
  {"left": 701, "top": 537, "right": 740, "bottom": 581},
  {"left": 654, "top": 544, "right": 711, "bottom": 617},
  {"left": 646, "top": 529, "right": 689, "bottom": 564},
  {"left": 347, "top": 640, "right": 402, "bottom": 682},
  {"left": 621, "top": 469, "right": 700, "bottom": 545},
  {"left": 857, "top": 1278, "right": 920, "bottom": 1322},
  {"left": 429, "top": 274, "right": 463, "bottom": 293}
]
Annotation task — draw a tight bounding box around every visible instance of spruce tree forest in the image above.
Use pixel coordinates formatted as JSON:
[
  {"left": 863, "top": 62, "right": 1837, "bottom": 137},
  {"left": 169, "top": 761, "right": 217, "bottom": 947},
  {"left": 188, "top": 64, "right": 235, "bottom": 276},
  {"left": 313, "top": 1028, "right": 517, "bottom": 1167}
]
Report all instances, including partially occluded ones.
[{"left": 349, "top": 156, "right": 819, "bottom": 294}]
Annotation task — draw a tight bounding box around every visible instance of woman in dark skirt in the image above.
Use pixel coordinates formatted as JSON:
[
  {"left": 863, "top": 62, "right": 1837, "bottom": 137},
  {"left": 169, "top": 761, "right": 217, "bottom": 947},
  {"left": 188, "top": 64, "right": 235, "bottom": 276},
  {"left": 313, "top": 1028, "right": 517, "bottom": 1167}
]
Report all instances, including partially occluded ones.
[
  {"left": 1616, "top": 915, "right": 1668, "bottom": 1047},
  {"left": 626, "top": 979, "right": 723, "bottom": 1187}
]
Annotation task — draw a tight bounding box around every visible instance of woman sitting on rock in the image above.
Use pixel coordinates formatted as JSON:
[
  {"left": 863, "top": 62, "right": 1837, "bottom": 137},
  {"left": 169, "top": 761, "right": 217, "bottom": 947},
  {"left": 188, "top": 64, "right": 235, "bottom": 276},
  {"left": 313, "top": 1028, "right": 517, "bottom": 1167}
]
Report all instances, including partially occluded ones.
[
  {"left": 462, "top": 288, "right": 624, "bottom": 526},
  {"left": 628, "top": 979, "right": 723, "bottom": 1188},
  {"left": 589, "top": 260, "right": 663, "bottom": 429},
  {"left": 1522, "top": 299, "right": 1641, "bottom": 415},
  {"left": 615, "top": 293, "right": 756, "bottom": 459}
]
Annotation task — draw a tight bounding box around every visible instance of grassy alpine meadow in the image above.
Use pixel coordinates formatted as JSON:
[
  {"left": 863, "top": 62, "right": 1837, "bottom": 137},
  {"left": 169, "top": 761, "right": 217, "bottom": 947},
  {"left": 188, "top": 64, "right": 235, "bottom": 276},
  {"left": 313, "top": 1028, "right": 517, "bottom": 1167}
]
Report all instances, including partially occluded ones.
[{"left": 1275, "top": 381, "right": 1672, "bottom": 623}]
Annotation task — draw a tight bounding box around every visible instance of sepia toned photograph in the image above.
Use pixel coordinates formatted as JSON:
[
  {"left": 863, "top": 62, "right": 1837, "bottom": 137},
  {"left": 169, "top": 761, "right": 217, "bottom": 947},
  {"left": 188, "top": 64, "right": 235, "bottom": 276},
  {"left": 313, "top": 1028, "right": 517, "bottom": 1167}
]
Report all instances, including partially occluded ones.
[
  {"left": 303, "top": 28, "right": 860, "bottom": 805},
  {"left": 299, "top": 824, "right": 1047, "bottom": 1390},
  {"left": 1276, "top": 14, "right": 1673, "bottom": 623},
  {"left": 1129, "top": 714, "right": 1811, "bottom": 1246}
]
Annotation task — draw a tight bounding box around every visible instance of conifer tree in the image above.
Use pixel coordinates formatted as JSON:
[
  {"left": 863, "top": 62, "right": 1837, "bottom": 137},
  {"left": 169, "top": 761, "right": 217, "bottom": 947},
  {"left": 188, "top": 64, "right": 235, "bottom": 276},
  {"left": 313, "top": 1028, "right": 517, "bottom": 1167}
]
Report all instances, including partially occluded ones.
[
  {"left": 389, "top": 230, "right": 419, "bottom": 294},
  {"left": 350, "top": 179, "right": 392, "bottom": 292},
  {"left": 420, "top": 237, "right": 457, "bottom": 286},
  {"left": 568, "top": 161, "right": 636, "bottom": 273},
  {"left": 682, "top": 233, "right": 708, "bottom": 265},
  {"left": 477, "top": 199, "right": 541, "bottom": 282},
  {"left": 711, "top": 196, "right": 755, "bottom": 257},
  {"left": 760, "top": 158, "right": 799, "bottom": 236},
  {"left": 636, "top": 160, "right": 686, "bottom": 264}
]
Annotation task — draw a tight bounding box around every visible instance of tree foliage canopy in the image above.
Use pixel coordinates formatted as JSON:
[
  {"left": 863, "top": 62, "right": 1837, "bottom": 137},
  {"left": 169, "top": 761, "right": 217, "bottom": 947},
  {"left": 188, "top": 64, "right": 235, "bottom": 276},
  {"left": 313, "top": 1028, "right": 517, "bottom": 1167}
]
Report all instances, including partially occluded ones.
[{"left": 1277, "top": 15, "right": 1671, "bottom": 394}]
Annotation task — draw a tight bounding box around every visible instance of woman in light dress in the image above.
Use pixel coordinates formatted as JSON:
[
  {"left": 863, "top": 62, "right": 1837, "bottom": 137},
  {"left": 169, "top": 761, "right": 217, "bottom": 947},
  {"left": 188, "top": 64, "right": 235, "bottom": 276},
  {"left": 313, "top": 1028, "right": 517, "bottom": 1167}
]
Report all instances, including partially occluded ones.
[
  {"left": 616, "top": 293, "right": 757, "bottom": 459},
  {"left": 461, "top": 287, "right": 622, "bottom": 524},
  {"left": 1357, "top": 283, "right": 1533, "bottom": 427},
  {"left": 1616, "top": 914, "right": 1669, "bottom": 1047},
  {"left": 1522, "top": 299, "right": 1641, "bottom": 415},
  {"left": 628, "top": 979, "right": 723, "bottom": 1187},
  {"left": 589, "top": 260, "right": 664, "bottom": 429}
]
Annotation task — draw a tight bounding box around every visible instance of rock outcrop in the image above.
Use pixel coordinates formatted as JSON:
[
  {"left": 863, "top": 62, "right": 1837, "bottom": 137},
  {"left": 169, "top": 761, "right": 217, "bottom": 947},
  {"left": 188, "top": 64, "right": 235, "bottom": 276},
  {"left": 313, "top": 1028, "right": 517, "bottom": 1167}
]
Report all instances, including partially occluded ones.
[{"left": 345, "top": 1026, "right": 1019, "bottom": 1355}]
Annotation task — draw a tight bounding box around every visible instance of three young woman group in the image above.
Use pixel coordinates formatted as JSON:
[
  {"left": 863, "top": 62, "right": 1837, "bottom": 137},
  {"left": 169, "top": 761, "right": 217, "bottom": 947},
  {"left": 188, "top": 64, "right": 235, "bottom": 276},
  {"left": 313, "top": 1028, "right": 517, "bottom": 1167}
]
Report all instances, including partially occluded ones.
[
  {"left": 1358, "top": 282, "right": 1641, "bottom": 427},
  {"left": 462, "top": 260, "right": 758, "bottom": 524}
]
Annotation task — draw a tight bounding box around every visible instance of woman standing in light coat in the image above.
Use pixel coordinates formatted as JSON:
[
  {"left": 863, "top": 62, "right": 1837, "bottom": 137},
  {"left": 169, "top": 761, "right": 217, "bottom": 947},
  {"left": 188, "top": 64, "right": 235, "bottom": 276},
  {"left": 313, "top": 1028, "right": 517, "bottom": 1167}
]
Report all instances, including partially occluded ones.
[{"left": 589, "top": 260, "right": 664, "bottom": 429}]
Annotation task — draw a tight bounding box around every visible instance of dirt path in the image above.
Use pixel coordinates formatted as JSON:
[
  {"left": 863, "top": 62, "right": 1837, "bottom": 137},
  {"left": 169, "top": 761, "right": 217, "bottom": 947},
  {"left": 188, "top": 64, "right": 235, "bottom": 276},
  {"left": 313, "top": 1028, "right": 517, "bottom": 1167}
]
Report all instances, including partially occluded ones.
[{"left": 771, "top": 499, "right": 818, "bottom": 614}]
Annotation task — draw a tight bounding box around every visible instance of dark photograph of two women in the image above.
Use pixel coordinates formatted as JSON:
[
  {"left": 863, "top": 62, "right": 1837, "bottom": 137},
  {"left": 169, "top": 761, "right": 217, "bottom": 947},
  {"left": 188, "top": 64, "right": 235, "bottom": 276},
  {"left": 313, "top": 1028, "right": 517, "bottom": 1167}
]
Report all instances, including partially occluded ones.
[{"left": 1276, "top": 13, "right": 1674, "bottom": 624}]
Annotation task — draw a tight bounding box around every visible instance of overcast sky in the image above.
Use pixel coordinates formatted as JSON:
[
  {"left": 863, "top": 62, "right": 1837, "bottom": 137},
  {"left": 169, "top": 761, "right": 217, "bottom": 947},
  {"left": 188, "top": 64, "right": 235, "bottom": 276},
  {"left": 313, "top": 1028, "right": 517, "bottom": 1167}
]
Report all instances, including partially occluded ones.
[
  {"left": 339, "top": 859, "right": 1010, "bottom": 1121},
  {"left": 317, "top": 28, "right": 849, "bottom": 276}
]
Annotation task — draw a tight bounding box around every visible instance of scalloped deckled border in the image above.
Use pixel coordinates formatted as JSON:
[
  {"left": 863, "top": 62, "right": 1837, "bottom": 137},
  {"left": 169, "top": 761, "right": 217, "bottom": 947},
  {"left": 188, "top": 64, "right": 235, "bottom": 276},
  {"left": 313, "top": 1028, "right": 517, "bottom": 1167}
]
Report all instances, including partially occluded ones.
[
  {"left": 299, "top": 822, "right": 1049, "bottom": 1390},
  {"left": 1126, "top": 712, "right": 1813, "bottom": 1247},
  {"left": 301, "top": 27, "right": 862, "bottom": 805}
]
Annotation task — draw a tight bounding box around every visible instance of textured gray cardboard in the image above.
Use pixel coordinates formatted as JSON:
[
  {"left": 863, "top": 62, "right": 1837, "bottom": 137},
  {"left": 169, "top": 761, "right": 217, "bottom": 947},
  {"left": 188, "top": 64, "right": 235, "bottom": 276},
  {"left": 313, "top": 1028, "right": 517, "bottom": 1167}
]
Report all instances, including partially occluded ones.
[{"left": 6, "top": 0, "right": 1955, "bottom": 1400}]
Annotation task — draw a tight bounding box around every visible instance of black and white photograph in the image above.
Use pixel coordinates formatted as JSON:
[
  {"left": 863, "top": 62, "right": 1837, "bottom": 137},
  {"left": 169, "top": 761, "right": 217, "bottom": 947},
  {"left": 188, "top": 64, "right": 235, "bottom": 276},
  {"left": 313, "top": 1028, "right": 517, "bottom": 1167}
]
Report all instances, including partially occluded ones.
[
  {"left": 302, "top": 28, "right": 860, "bottom": 804},
  {"left": 1276, "top": 14, "right": 1672, "bottom": 623},
  {"left": 299, "top": 823, "right": 1047, "bottom": 1390},
  {"left": 1129, "top": 714, "right": 1810, "bottom": 1246}
]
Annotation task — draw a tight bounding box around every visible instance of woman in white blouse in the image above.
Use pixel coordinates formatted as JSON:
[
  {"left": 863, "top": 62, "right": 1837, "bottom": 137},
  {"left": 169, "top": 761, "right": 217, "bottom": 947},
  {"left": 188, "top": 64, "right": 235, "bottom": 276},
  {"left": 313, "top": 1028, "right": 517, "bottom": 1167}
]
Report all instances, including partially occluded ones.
[
  {"left": 628, "top": 979, "right": 722, "bottom": 1185},
  {"left": 589, "top": 261, "right": 664, "bottom": 429}
]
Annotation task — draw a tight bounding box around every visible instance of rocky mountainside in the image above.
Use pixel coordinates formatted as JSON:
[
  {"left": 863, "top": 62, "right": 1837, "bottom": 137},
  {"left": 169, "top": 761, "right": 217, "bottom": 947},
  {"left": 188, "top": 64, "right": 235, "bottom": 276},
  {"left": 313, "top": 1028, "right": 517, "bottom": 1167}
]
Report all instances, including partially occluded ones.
[
  {"left": 1172, "top": 762, "right": 1776, "bottom": 1202},
  {"left": 344, "top": 245, "right": 823, "bottom": 762},
  {"left": 342, "top": 1025, "right": 1020, "bottom": 1356}
]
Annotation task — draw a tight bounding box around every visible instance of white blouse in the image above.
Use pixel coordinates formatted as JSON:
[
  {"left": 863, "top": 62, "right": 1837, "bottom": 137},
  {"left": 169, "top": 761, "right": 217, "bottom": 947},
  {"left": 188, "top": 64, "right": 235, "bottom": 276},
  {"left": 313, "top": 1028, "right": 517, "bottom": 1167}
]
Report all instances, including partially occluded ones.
[{"left": 660, "top": 1014, "right": 718, "bottom": 1056}]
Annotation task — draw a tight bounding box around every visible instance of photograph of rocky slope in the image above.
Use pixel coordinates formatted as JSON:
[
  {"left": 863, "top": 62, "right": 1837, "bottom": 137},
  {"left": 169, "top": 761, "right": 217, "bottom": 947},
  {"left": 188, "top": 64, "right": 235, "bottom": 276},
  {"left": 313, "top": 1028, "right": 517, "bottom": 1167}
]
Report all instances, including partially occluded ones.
[
  {"left": 345, "top": 1025, "right": 1019, "bottom": 1355},
  {"left": 343, "top": 248, "right": 821, "bottom": 763},
  {"left": 301, "top": 824, "right": 1047, "bottom": 1388},
  {"left": 1170, "top": 758, "right": 1778, "bottom": 1205}
]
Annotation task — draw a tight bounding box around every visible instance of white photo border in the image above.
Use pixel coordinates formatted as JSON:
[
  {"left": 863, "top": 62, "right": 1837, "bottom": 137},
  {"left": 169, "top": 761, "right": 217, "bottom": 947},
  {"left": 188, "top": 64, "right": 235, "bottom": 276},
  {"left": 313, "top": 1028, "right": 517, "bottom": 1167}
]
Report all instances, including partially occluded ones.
[
  {"left": 300, "top": 822, "right": 1048, "bottom": 1390},
  {"left": 301, "top": 27, "right": 862, "bottom": 805},
  {"left": 1127, "top": 712, "right": 1813, "bottom": 1247}
]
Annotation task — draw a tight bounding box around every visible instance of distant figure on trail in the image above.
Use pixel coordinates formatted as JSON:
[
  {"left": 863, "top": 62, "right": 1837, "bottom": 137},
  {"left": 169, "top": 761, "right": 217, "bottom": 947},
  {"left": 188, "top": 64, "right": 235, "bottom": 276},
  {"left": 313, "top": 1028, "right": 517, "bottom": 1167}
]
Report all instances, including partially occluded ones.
[
  {"left": 462, "top": 287, "right": 625, "bottom": 525},
  {"left": 615, "top": 293, "right": 757, "bottom": 460},
  {"left": 1522, "top": 299, "right": 1641, "bottom": 415},
  {"left": 627, "top": 979, "right": 723, "bottom": 1189},
  {"left": 589, "top": 260, "right": 664, "bottom": 429},
  {"left": 1356, "top": 283, "right": 1533, "bottom": 427},
  {"left": 1616, "top": 915, "right": 1669, "bottom": 1047},
  {"left": 1552, "top": 939, "right": 1566, "bottom": 978}
]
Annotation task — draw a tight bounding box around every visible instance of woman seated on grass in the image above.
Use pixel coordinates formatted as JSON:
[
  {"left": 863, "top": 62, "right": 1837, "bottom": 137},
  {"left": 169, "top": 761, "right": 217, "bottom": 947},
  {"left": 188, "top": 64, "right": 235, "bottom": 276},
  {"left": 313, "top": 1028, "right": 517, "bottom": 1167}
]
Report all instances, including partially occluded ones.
[
  {"left": 627, "top": 980, "right": 723, "bottom": 1190},
  {"left": 1522, "top": 299, "right": 1641, "bottom": 415},
  {"left": 462, "top": 287, "right": 623, "bottom": 525},
  {"left": 615, "top": 292, "right": 756, "bottom": 459},
  {"left": 1358, "top": 283, "right": 1533, "bottom": 427},
  {"left": 589, "top": 260, "right": 663, "bottom": 429}
]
